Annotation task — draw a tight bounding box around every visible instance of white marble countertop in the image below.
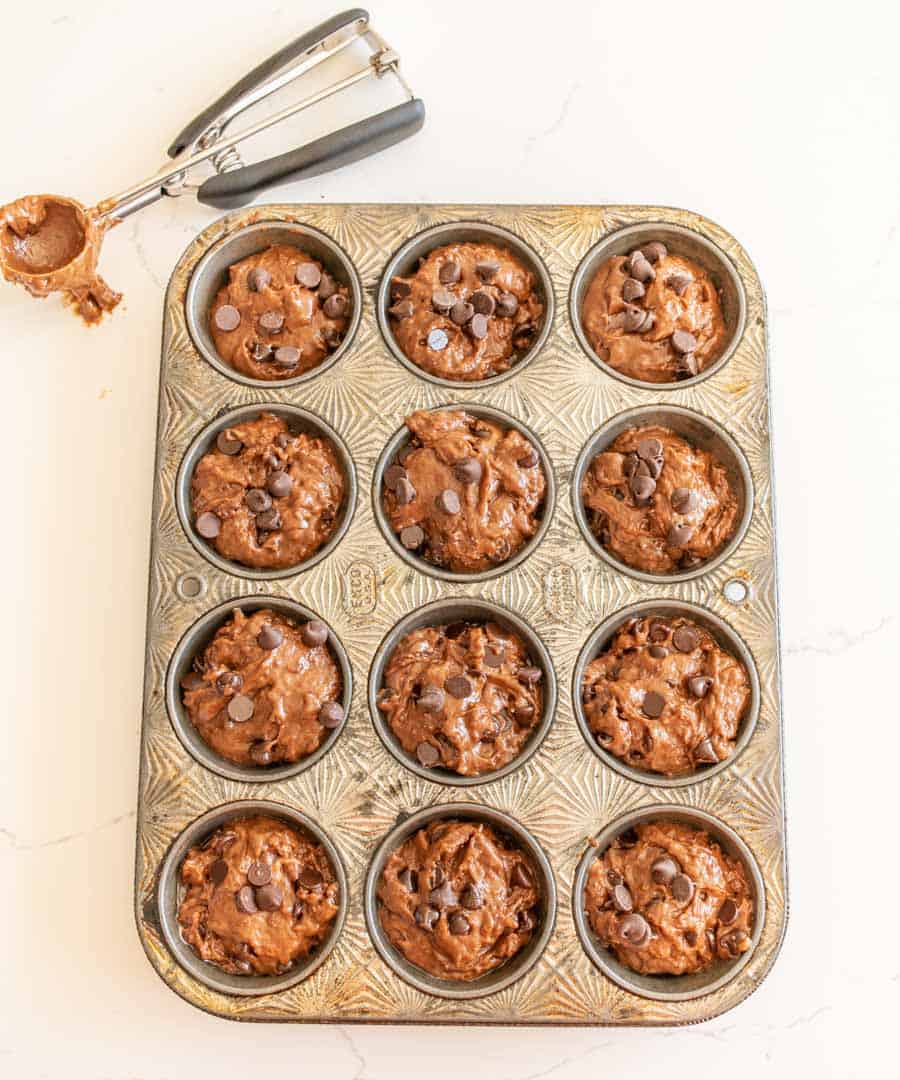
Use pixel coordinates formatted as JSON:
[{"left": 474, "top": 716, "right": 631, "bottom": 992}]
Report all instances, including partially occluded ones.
[{"left": 4, "top": 0, "right": 898, "bottom": 1076}]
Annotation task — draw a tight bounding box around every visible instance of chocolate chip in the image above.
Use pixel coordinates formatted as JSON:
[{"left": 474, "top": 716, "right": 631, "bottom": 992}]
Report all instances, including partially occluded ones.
[
  {"left": 671, "top": 873, "right": 694, "bottom": 903},
  {"left": 449, "top": 300, "right": 474, "bottom": 325},
  {"left": 439, "top": 260, "right": 461, "bottom": 284},
  {"left": 667, "top": 272, "right": 692, "bottom": 296},
  {"left": 235, "top": 885, "right": 258, "bottom": 914},
  {"left": 415, "top": 904, "right": 439, "bottom": 930},
  {"left": 317, "top": 273, "right": 337, "bottom": 301},
  {"left": 618, "top": 828, "right": 638, "bottom": 848},
  {"left": 394, "top": 477, "right": 416, "bottom": 505},
  {"left": 267, "top": 471, "right": 293, "bottom": 498},
  {"left": 390, "top": 278, "right": 411, "bottom": 300},
  {"left": 418, "top": 684, "right": 446, "bottom": 713},
  {"left": 251, "top": 341, "right": 273, "bottom": 362},
  {"left": 195, "top": 511, "right": 221, "bottom": 539},
  {"left": 642, "top": 690, "right": 665, "bottom": 718},
  {"left": 274, "top": 346, "right": 300, "bottom": 368},
  {"left": 319, "top": 702, "right": 344, "bottom": 729},
  {"left": 431, "top": 288, "right": 455, "bottom": 314},
  {"left": 248, "top": 267, "right": 271, "bottom": 292},
  {"left": 295, "top": 263, "right": 321, "bottom": 288},
  {"left": 460, "top": 884, "right": 483, "bottom": 910},
  {"left": 667, "top": 523, "right": 694, "bottom": 548},
  {"left": 227, "top": 694, "right": 254, "bottom": 722},
  {"left": 416, "top": 741, "right": 440, "bottom": 766},
  {"left": 517, "top": 666, "right": 542, "bottom": 687},
  {"left": 256, "top": 883, "right": 283, "bottom": 912},
  {"left": 181, "top": 671, "right": 205, "bottom": 692},
  {"left": 630, "top": 474, "right": 656, "bottom": 502},
  {"left": 619, "top": 912, "right": 651, "bottom": 946},
  {"left": 429, "top": 881, "right": 459, "bottom": 909},
  {"left": 449, "top": 913, "right": 470, "bottom": 935},
  {"left": 216, "top": 430, "right": 243, "bottom": 455},
  {"left": 514, "top": 702, "right": 535, "bottom": 726},
  {"left": 427, "top": 328, "right": 448, "bottom": 351},
  {"left": 637, "top": 310, "right": 656, "bottom": 333},
  {"left": 302, "top": 620, "right": 329, "bottom": 647},
  {"left": 215, "top": 672, "right": 242, "bottom": 694},
  {"left": 673, "top": 625, "right": 701, "bottom": 652},
  {"left": 249, "top": 742, "right": 272, "bottom": 765},
  {"left": 636, "top": 438, "right": 662, "bottom": 463},
  {"left": 257, "top": 624, "right": 283, "bottom": 650},
  {"left": 210, "top": 859, "right": 229, "bottom": 885},
  {"left": 471, "top": 290, "right": 495, "bottom": 316},
  {"left": 246, "top": 488, "right": 272, "bottom": 514},
  {"left": 642, "top": 241, "right": 668, "bottom": 263},
  {"left": 476, "top": 260, "right": 500, "bottom": 282},
  {"left": 671, "top": 329, "right": 698, "bottom": 354},
  {"left": 693, "top": 737, "right": 718, "bottom": 764},
  {"left": 495, "top": 291, "right": 518, "bottom": 317},
  {"left": 398, "top": 868, "right": 418, "bottom": 892},
  {"left": 247, "top": 861, "right": 271, "bottom": 887},
  {"left": 384, "top": 465, "right": 408, "bottom": 491},
  {"left": 400, "top": 524, "right": 424, "bottom": 549},
  {"left": 454, "top": 458, "right": 482, "bottom": 484},
  {"left": 623, "top": 276, "right": 647, "bottom": 302},
  {"left": 689, "top": 676, "right": 713, "bottom": 699},
  {"left": 468, "top": 313, "right": 489, "bottom": 339},
  {"left": 723, "top": 928, "right": 749, "bottom": 956},
  {"left": 323, "top": 294, "right": 347, "bottom": 319},
  {"left": 214, "top": 304, "right": 241, "bottom": 332},
  {"left": 483, "top": 647, "right": 504, "bottom": 668},
  {"left": 256, "top": 507, "right": 281, "bottom": 530},
  {"left": 258, "top": 310, "right": 284, "bottom": 333},
  {"left": 430, "top": 864, "right": 446, "bottom": 887},
  {"left": 678, "top": 352, "right": 699, "bottom": 377},
  {"left": 612, "top": 884, "right": 633, "bottom": 912},
  {"left": 299, "top": 867, "right": 324, "bottom": 888},
  {"left": 719, "top": 899, "right": 738, "bottom": 926},
  {"left": 511, "top": 863, "right": 532, "bottom": 889},
  {"left": 436, "top": 489, "right": 461, "bottom": 514},
  {"left": 671, "top": 487, "right": 698, "bottom": 514},
  {"left": 629, "top": 254, "right": 655, "bottom": 283},
  {"left": 445, "top": 674, "right": 473, "bottom": 699},
  {"left": 517, "top": 446, "right": 539, "bottom": 468},
  {"left": 389, "top": 299, "right": 414, "bottom": 319},
  {"left": 623, "top": 304, "right": 647, "bottom": 332},
  {"left": 651, "top": 856, "right": 679, "bottom": 885}
]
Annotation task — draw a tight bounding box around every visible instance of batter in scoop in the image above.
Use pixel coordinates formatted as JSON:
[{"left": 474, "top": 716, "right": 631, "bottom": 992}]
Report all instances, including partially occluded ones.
[
  {"left": 382, "top": 409, "right": 547, "bottom": 573},
  {"left": 581, "top": 240, "right": 726, "bottom": 383},
  {"left": 178, "top": 815, "right": 340, "bottom": 976},
  {"left": 387, "top": 241, "right": 543, "bottom": 381},
  {"left": 377, "top": 819, "right": 540, "bottom": 981},
  {"left": 377, "top": 619, "right": 543, "bottom": 775},
  {"left": 582, "top": 614, "right": 750, "bottom": 775},
  {"left": 581, "top": 425, "right": 739, "bottom": 574},
  {"left": 180, "top": 607, "right": 344, "bottom": 768},
  {"left": 584, "top": 820, "right": 754, "bottom": 977}
]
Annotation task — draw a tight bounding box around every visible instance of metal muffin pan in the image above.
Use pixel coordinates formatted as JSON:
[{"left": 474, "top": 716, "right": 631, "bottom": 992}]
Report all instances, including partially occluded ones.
[
  {"left": 185, "top": 220, "right": 363, "bottom": 389},
  {"left": 165, "top": 595, "right": 353, "bottom": 784},
  {"left": 571, "top": 804, "right": 766, "bottom": 1002},
  {"left": 372, "top": 402, "right": 557, "bottom": 583},
  {"left": 571, "top": 599, "right": 761, "bottom": 789},
  {"left": 367, "top": 597, "right": 558, "bottom": 787},
  {"left": 174, "top": 401, "right": 357, "bottom": 581},
  {"left": 569, "top": 221, "right": 748, "bottom": 391},
  {"left": 363, "top": 803, "right": 557, "bottom": 1000},
  {"left": 571, "top": 403, "right": 755, "bottom": 585},
  {"left": 137, "top": 204, "right": 786, "bottom": 1026},
  {"left": 156, "top": 799, "right": 349, "bottom": 997},
  {"left": 376, "top": 220, "right": 555, "bottom": 389}
]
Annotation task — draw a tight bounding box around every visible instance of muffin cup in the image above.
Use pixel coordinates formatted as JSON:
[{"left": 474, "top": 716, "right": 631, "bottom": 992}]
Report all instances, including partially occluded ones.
[
  {"left": 569, "top": 221, "right": 747, "bottom": 390},
  {"left": 372, "top": 403, "right": 556, "bottom": 583},
  {"left": 156, "top": 799, "right": 348, "bottom": 997},
  {"left": 165, "top": 595, "right": 353, "bottom": 783},
  {"left": 376, "top": 221, "right": 554, "bottom": 388},
  {"left": 185, "top": 220, "right": 362, "bottom": 389},
  {"left": 572, "top": 600, "right": 761, "bottom": 788},
  {"left": 176, "top": 402, "right": 357, "bottom": 581},
  {"left": 363, "top": 803, "right": 557, "bottom": 999},
  {"left": 572, "top": 804, "right": 765, "bottom": 1001},
  {"left": 368, "top": 598, "right": 557, "bottom": 786},
  {"left": 571, "top": 404, "right": 753, "bottom": 584}
]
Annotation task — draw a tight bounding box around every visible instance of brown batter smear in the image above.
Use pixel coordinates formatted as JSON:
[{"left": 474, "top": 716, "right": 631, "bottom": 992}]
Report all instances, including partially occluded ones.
[
  {"left": 181, "top": 607, "right": 344, "bottom": 768},
  {"left": 0, "top": 194, "right": 120, "bottom": 323},
  {"left": 377, "top": 620, "right": 543, "bottom": 776},
  {"left": 191, "top": 411, "right": 345, "bottom": 571},
  {"left": 581, "top": 425, "right": 738, "bottom": 574},
  {"left": 377, "top": 820, "right": 540, "bottom": 981},
  {"left": 178, "top": 815, "right": 340, "bottom": 976},
  {"left": 383, "top": 409, "right": 547, "bottom": 573},
  {"left": 582, "top": 241, "right": 726, "bottom": 383},
  {"left": 388, "top": 241, "right": 543, "bottom": 381},
  {"left": 584, "top": 820, "right": 754, "bottom": 977},
  {"left": 209, "top": 244, "right": 351, "bottom": 380},
  {"left": 582, "top": 615, "right": 750, "bottom": 775}
]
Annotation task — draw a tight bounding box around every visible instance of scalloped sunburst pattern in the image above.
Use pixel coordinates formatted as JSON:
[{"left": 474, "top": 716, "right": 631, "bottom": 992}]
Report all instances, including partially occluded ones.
[{"left": 135, "top": 204, "right": 786, "bottom": 1026}]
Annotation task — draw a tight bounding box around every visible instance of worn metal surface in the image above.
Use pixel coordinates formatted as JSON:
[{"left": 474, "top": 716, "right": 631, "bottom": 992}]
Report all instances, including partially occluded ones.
[{"left": 136, "top": 203, "right": 786, "bottom": 1025}]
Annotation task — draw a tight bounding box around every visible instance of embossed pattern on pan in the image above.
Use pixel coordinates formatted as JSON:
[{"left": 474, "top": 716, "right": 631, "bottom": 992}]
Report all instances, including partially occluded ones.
[{"left": 137, "top": 204, "right": 786, "bottom": 1026}]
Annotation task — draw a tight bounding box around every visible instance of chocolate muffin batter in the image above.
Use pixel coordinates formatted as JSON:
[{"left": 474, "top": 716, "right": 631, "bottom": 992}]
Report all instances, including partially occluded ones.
[
  {"left": 377, "top": 820, "right": 540, "bottom": 981},
  {"left": 210, "top": 244, "right": 351, "bottom": 380},
  {"left": 178, "top": 815, "right": 340, "bottom": 976},
  {"left": 582, "top": 615, "right": 750, "bottom": 775},
  {"left": 181, "top": 607, "right": 344, "bottom": 768},
  {"left": 584, "top": 820, "right": 754, "bottom": 977},
  {"left": 377, "top": 620, "right": 543, "bottom": 776},
  {"left": 0, "top": 194, "right": 121, "bottom": 322},
  {"left": 382, "top": 409, "right": 547, "bottom": 573},
  {"left": 190, "top": 411, "right": 345, "bottom": 571},
  {"left": 581, "top": 241, "right": 726, "bottom": 383},
  {"left": 387, "top": 242, "right": 543, "bottom": 381},
  {"left": 581, "top": 425, "right": 739, "bottom": 574}
]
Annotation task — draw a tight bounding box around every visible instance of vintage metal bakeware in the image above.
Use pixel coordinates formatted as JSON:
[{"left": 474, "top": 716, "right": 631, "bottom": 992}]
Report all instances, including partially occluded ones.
[
  {"left": 363, "top": 803, "right": 557, "bottom": 1000},
  {"left": 137, "top": 204, "right": 786, "bottom": 1026}
]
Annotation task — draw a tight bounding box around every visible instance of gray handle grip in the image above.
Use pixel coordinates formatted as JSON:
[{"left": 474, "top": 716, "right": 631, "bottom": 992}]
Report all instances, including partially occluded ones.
[{"left": 196, "top": 98, "right": 425, "bottom": 210}]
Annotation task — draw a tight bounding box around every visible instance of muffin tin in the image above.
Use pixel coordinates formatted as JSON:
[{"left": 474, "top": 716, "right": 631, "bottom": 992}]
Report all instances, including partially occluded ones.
[{"left": 136, "top": 204, "right": 786, "bottom": 1025}]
